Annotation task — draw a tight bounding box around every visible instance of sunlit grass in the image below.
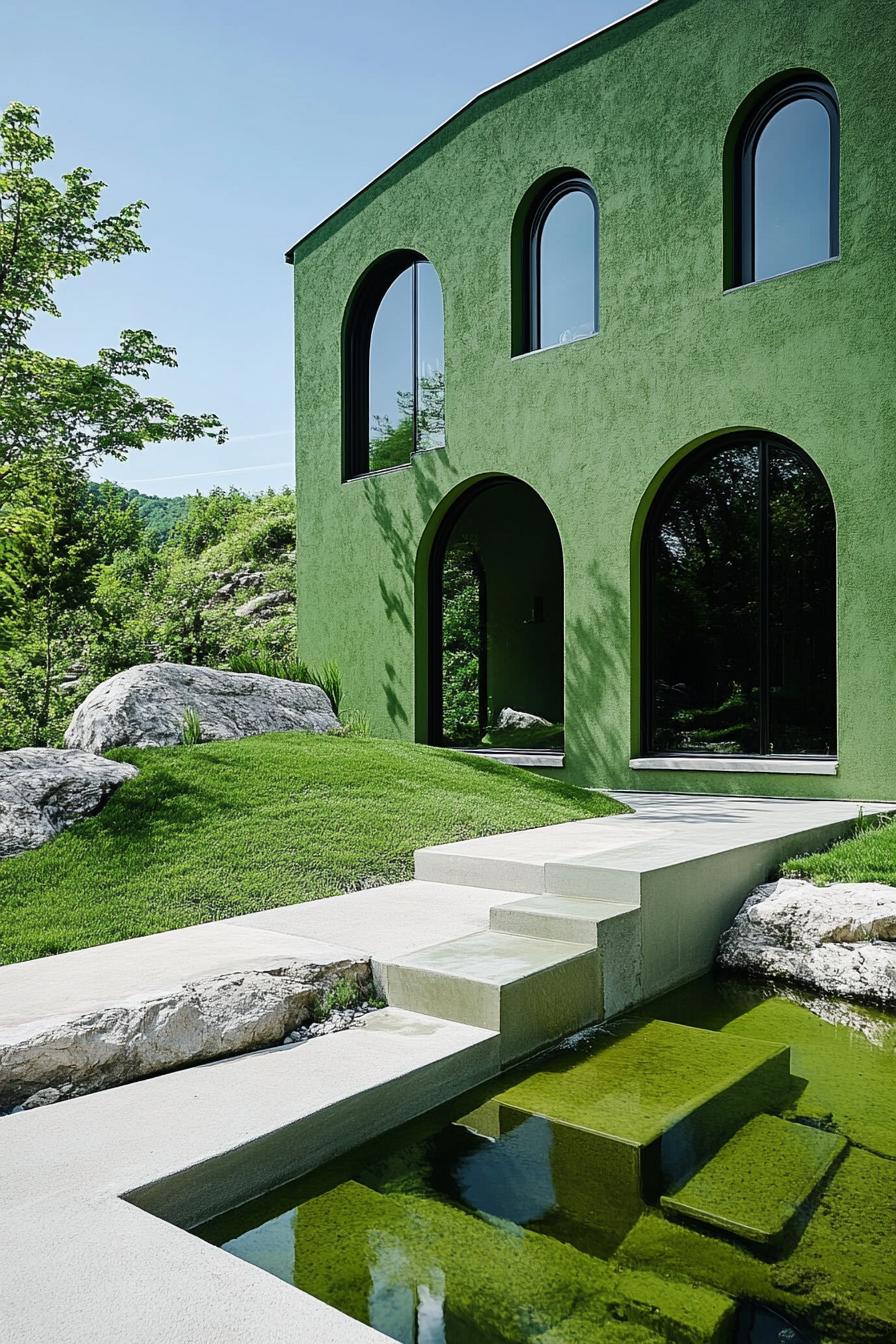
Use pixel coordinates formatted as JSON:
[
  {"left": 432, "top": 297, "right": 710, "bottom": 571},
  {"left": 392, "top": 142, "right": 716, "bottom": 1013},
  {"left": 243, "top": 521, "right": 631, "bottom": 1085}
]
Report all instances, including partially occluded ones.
[
  {"left": 781, "top": 812, "right": 896, "bottom": 885},
  {"left": 0, "top": 733, "right": 627, "bottom": 964}
]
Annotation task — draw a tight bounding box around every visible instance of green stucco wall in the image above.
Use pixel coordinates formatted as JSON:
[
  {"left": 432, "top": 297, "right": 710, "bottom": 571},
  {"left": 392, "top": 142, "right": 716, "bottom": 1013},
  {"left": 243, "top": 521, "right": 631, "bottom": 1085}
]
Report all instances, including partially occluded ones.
[{"left": 290, "top": 0, "right": 896, "bottom": 799}]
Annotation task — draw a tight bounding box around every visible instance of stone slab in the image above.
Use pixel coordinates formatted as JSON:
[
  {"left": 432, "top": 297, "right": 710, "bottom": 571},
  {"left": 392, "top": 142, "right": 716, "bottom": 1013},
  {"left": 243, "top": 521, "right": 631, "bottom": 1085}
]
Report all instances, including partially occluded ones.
[
  {"left": 661, "top": 1113, "right": 846, "bottom": 1245},
  {"left": 0, "top": 920, "right": 360, "bottom": 1033},
  {"left": 497, "top": 1018, "right": 792, "bottom": 1197}
]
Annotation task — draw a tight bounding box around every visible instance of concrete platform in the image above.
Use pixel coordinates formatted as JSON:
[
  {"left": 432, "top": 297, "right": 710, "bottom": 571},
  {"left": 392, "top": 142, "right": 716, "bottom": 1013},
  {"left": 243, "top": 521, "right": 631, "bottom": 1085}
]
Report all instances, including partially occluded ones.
[{"left": 497, "top": 1018, "right": 793, "bottom": 1199}]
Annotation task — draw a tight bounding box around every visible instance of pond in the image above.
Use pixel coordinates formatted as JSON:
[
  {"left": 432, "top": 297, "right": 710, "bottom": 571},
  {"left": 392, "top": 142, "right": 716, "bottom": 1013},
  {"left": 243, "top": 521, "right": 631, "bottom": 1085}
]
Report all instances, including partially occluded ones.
[{"left": 197, "top": 973, "right": 896, "bottom": 1343}]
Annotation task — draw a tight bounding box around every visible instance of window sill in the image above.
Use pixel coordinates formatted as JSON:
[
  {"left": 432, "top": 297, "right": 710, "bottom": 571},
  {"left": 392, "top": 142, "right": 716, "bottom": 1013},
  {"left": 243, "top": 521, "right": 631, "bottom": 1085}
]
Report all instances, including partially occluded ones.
[
  {"left": 510, "top": 330, "right": 600, "bottom": 362},
  {"left": 461, "top": 748, "right": 565, "bottom": 769},
  {"left": 629, "top": 755, "right": 838, "bottom": 776},
  {"left": 723, "top": 254, "right": 840, "bottom": 294},
  {"left": 344, "top": 445, "right": 446, "bottom": 483}
]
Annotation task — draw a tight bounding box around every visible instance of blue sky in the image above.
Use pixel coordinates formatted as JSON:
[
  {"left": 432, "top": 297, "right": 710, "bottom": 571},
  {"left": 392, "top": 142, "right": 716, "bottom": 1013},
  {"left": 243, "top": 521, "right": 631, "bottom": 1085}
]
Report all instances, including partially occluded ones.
[{"left": 3, "top": 0, "right": 638, "bottom": 496}]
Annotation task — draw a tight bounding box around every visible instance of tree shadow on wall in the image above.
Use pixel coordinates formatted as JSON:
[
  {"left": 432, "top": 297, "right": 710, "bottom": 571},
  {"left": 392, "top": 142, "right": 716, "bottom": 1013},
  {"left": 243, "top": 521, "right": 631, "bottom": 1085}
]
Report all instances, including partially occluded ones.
[
  {"left": 565, "top": 558, "right": 631, "bottom": 784},
  {"left": 363, "top": 453, "right": 449, "bottom": 729}
]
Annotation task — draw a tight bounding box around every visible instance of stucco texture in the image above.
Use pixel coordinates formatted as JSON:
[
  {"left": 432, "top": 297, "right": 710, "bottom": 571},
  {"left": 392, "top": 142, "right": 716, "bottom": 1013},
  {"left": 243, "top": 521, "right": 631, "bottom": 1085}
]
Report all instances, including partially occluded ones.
[{"left": 290, "top": 0, "right": 896, "bottom": 798}]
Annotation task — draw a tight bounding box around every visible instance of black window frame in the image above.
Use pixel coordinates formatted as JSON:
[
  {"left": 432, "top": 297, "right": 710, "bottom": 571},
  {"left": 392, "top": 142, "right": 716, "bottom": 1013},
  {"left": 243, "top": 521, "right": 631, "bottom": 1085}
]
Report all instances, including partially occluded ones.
[
  {"left": 524, "top": 176, "right": 599, "bottom": 354},
  {"left": 641, "top": 432, "right": 837, "bottom": 760},
  {"left": 733, "top": 77, "right": 840, "bottom": 287},
  {"left": 343, "top": 250, "right": 444, "bottom": 481}
]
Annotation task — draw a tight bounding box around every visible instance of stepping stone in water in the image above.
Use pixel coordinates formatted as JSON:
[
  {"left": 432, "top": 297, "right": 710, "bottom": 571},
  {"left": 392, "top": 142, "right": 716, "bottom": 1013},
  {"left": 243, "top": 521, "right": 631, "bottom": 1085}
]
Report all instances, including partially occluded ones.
[
  {"left": 494, "top": 1018, "right": 792, "bottom": 1200},
  {"left": 661, "top": 1113, "right": 846, "bottom": 1247}
]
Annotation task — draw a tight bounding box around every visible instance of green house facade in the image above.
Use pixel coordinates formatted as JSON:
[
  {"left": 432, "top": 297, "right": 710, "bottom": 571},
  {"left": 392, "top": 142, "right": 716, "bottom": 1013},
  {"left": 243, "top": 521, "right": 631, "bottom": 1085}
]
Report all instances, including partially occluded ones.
[{"left": 288, "top": 0, "right": 896, "bottom": 799}]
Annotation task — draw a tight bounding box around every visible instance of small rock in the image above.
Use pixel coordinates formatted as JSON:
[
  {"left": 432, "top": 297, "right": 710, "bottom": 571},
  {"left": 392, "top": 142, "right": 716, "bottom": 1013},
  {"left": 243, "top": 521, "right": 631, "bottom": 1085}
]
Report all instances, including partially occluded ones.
[
  {"left": 234, "top": 590, "right": 293, "bottom": 619},
  {"left": 494, "top": 706, "right": 552, "bottom": 732},
  {"left": 20, "top": 1087, "right": 63, "bottom": 1110}
]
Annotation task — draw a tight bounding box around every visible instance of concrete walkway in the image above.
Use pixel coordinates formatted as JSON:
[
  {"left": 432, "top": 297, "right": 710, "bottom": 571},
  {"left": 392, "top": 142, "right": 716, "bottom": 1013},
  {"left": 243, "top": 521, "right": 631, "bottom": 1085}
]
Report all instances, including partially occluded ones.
[{"left": 1, "top": 791, "right": 890, "bottom": 1342}]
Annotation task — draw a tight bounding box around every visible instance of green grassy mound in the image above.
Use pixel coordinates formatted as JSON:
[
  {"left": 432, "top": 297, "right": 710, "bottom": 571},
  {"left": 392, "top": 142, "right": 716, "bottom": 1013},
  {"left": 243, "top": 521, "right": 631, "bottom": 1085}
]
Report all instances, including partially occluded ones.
[
  {"left": 0, "top": 733, "right": 627, "bottom": 965},
  {"left": 781, "top": 812, "right": 896, "bottom": 885}
]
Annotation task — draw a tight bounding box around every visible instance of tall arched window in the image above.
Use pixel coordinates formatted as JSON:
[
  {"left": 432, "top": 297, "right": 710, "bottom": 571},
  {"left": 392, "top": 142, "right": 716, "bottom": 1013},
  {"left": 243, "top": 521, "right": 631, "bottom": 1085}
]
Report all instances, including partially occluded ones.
[
  {"left": 733, "top": 77, "right": 839, "bottom": 285},
  {"left": 344, "top": 252, "right": 445, "bottom": 478},
  {"left": 643, "top": 434, "right": 836, "bottom": 759},
  {"left": 524, "top": 176, "right": 598, "bottom": 352}
]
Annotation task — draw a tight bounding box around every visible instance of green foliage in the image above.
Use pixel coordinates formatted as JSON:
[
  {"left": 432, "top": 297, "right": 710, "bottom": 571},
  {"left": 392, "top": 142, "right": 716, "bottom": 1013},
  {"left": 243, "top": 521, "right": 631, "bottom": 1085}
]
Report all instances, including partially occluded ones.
[
  {"left": 0, "top": 734, "right": 629, "bottom": 963},
  {"left": 441, "top": 541, "right": 483, "bottom": 747},
  {"left": 339, "top": 708, "right": 372, "bottom": 739},
  {"left": 0, "top": 103, "right": 224, "bottom": 478},
  {"left": 0, "top": 483, "right": 299, "bottom": 748},
  {"left": 781, "top": 812, "right": 896, "bottom": 885},
  {"left": 0, "top": 100, "right": 224, "bottom": 651},
  {"left": 228, "top": 649, "right": 342, "bottom": 717},
  {"left": 312, "top": 977, "right": 363, "bottom": 1022},
  {"left": 181, "top": 707, "right": 202, "bottom": 746}
]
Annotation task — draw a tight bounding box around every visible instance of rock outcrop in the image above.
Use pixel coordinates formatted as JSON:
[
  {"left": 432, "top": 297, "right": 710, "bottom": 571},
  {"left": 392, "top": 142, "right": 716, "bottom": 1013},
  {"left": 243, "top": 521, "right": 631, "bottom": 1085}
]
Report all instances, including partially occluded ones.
[
  {"left": 0, "top": 748, "right": 138, "bottom": 861},
  {"left": 0, "top": 957, "right": 370, "bottom": 1111},
  {"left": 494, "top": 707, "right": 552, "bottom": 732},
  {"left": 65, "top": 662, "right": 339, "bottom": 753},
  {"left": 234, "top": 590, "right": 293, "bottom": 619},
  {"left": 718, "top": 878, "right": 896, "bottom": 1007}
]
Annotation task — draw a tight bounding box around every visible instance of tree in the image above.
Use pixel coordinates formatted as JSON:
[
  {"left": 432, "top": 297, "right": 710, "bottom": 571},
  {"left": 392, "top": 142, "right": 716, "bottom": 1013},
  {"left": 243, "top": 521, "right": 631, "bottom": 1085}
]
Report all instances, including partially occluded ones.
[{"left": 0, "top": 102, "right": 225, "bottom": 628}]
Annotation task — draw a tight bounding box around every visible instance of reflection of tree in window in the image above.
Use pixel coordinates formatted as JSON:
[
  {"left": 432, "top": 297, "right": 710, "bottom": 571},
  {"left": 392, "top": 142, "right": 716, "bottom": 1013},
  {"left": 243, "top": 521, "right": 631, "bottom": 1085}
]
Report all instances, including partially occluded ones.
[
  {"left": 646, "top": 437, "right": 835, "bottom": 757},
  {"left": 367, "top": 260, "right": 445, "bottom": 471},
  {"left": 441, "top": 541, "right": 483, "bottom": 748}
]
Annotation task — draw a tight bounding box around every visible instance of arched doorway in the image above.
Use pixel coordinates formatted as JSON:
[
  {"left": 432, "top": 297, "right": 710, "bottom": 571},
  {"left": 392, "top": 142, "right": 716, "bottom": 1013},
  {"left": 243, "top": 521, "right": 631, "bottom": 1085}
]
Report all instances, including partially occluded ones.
[
  {"left": 642, "top": 432, "right": 836, "bottom": 758},
  {"left": 429, "top": 478, "right": 564, "bottom": 754}
]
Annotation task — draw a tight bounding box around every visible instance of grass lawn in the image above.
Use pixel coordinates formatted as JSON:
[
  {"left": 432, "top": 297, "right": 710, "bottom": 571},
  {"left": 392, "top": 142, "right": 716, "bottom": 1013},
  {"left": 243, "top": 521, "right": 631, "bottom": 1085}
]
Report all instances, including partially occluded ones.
[
  {"left": 0, "top": 733, "right": 628, "bottom": 965},
  {"left": 781, "top": 813, "right": 896, "bottom": 885}
]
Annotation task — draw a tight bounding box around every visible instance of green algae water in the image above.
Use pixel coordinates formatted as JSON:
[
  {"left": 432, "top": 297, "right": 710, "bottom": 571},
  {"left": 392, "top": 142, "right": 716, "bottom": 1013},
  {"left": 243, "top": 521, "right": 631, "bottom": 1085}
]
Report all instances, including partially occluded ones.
[{"left": 197, "top": 975, "right": 896, "bottom": 1343}]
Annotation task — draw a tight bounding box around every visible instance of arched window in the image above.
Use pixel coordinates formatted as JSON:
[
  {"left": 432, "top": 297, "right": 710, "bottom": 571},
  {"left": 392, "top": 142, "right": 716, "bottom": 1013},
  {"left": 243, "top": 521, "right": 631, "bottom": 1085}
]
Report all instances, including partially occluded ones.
[
  {"left": 643, "top": 434, "right": 836, "bottom": 758},
  {"left": 345, "top": 252, "right": 445, "bottom": 478},
  {"left": 733, "top": 77, "right": 839, "bottom": 285},
  {"left": 524, "top": 176, "right": 598, "bottom": 352}
]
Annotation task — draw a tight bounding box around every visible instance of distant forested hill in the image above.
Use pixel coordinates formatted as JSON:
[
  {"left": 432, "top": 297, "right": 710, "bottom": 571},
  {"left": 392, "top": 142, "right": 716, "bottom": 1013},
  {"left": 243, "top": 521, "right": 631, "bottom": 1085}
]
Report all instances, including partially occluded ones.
[
  {"left": 86, "top": 484, "right": 188, "bottom": 543},
  {"left": 126, "top": 490, "right": 189, "bottom": 542}
]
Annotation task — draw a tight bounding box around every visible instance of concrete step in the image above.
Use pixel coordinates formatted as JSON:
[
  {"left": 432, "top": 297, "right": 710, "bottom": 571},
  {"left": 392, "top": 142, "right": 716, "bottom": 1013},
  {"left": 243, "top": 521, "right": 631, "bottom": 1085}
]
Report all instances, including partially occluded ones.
[
  {"left": 380, "top": 929, "right": 599, "bottom": 1065},
  {"left": 414, "top": 819, "right": 659, "bottom": 898},
  {"left": 660, "top": 1113, "right": 846, "bottom": 1247},
  {"left": 489, "top": 894, "right": 642, "bottom": 1017},
  {"left": 493, "top": 1018, "right": 792, "bottom": 1203}
]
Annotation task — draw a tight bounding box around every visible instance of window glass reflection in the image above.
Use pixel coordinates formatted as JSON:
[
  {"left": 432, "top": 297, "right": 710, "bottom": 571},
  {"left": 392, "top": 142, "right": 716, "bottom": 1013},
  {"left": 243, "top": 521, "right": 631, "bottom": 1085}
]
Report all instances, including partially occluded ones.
[
  {"left": 416, "top": 261, "right": 445, "bottom": 452},
  {"left": 647, "top": 437, "right": 836, "bottom": 757},
  {"left": 650, "top": 443, "right": 762, "bottom": 754},
  {"left": 753, "top": 96, "right": 832, "bottom": 281},
  {"left": 368, "top": 266, "right": 414, "bottom": 471},
  {"left": 538, "top": 188, "right": 597, "bottom": 349},
  {"left": 768, "top": 445, "right": 836, "bottom": 754}
]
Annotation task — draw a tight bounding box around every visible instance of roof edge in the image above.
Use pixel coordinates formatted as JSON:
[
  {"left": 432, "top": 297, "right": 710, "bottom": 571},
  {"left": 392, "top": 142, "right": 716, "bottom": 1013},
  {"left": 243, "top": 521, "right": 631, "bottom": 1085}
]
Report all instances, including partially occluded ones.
[{"left": 285, "top": 0, "right": 663, "bottom": 264}]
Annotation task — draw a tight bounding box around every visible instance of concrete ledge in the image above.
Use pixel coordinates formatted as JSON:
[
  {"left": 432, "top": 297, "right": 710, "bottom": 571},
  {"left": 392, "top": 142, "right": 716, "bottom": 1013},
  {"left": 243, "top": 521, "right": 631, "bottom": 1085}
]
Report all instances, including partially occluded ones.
[
  {"left": 461, "top": 748, "right": 565, "bottom": 768},
  {"left": 630, "top": 756, "right": 839, "bottom": 775}
]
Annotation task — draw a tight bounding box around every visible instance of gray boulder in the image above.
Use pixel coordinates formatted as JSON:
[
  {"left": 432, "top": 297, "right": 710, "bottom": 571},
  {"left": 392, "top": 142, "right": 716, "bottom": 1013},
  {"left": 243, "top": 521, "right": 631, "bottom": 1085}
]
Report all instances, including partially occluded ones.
[
  {"left": 64, "top": 662, "right": 339, "bottom": 753},
  {"left": 718, "top": 877, "right": 896, "bottom": 1007},
  {"left": 494, "top": 707, "right": 552, "bottom": 732},
  {"left": 234, "top": 590, "right": 293, "bottom": 619},
  {"left": 0, "top": 957, "right": 369, "bottom": 1110},
  {"left": 0, "top": 748, "right": 138, "bottom": 861}
]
